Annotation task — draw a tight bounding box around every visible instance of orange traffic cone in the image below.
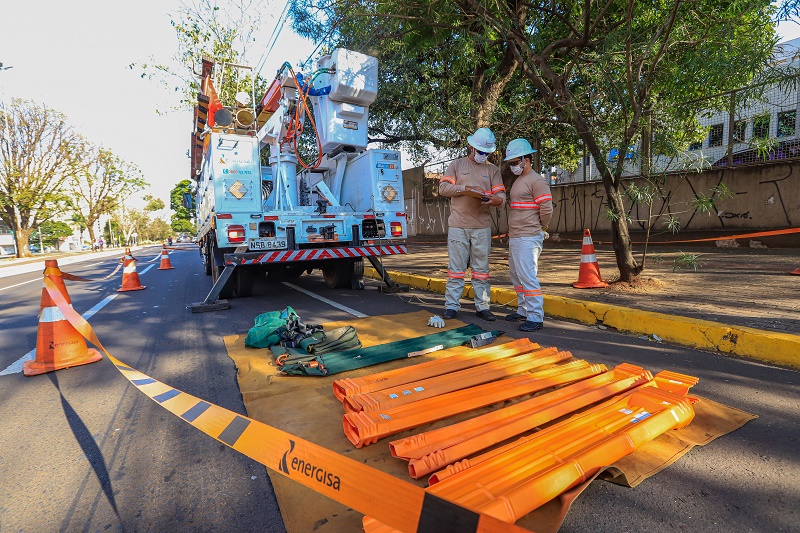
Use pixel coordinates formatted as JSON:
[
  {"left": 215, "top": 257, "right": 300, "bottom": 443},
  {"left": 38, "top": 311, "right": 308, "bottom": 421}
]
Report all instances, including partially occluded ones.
[
  {"left": 118, "top": 248, "right": 146, "bottom": 292},
  {"left": 23, "top": 260, "right": 102, "bottom": 376},
  {"left": 573, "top": 229, "right": 608, "bottom": 288},
  {"left": 157, "top": 244, "right": 174, "bottom": 270}
]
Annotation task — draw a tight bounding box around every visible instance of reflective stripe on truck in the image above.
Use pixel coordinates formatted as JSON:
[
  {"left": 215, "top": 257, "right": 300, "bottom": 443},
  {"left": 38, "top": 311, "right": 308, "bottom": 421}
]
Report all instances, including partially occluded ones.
[{"left": 225, "top": 244, "right": 407, "bottom": 265}]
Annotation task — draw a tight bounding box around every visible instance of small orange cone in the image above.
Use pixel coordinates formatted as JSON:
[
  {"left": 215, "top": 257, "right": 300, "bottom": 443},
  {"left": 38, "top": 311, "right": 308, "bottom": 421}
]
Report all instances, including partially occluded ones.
[
  {"left": 118, "top": 248, "right": 146, "bottom": 292},
  {"left": 23, "top": 260, "right": 102, "bottom": 376},
  {"left": 157, "top": 244, "right": 174, "bottom": 270},
  {"left": 573, "top": 229, "right": 609, "bottom": 289},
  {"left": 791, "top": 267, "right": 800, "bottom": 276}
]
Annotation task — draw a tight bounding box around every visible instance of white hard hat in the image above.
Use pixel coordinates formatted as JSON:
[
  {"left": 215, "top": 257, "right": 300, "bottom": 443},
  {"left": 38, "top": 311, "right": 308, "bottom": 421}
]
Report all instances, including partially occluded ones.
[
  {"left": 467, "top": 127, "right": 497, "bottom": 153},
  {"left": 504, "top": 138, "right": 537, "bottom": 161}
]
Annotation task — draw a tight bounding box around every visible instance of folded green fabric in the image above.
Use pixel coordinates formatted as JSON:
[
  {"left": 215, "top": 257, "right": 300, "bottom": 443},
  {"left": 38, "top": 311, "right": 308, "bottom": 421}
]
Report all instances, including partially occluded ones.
[
  {"left": 245, "top": 306, "right": 298, "bottom": 348},
  {"left": 279, "top": 325, "right": 495, "bottom": 376}
]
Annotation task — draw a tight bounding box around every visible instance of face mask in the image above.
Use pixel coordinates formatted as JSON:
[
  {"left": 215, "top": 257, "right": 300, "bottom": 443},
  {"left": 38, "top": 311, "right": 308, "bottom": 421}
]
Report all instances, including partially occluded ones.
[
  {"left": 473, "top": 152, "right": 489, "bottom": 164},
  {"left": 510, "top": 163, "right": 524, "bottom": 175}
]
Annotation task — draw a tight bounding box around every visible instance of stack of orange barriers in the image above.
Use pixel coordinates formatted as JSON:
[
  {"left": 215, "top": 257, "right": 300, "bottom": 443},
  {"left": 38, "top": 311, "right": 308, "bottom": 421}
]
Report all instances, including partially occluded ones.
[{"left": 331, "top": 339, "right": 700, "bottom": 531}]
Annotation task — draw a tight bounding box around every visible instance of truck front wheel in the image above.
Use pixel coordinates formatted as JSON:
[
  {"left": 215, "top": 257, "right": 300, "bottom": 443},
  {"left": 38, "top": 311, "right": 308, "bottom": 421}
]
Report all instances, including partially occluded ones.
[{"left": 202, "top": 242, "right": 212, "bottom": 276}]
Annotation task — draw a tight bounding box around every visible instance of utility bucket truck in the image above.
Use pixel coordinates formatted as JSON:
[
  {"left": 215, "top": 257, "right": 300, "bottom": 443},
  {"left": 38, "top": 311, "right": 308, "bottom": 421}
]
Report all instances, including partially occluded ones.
[{"left": 190, "top": 49, "right": 407, "bottom": 300}]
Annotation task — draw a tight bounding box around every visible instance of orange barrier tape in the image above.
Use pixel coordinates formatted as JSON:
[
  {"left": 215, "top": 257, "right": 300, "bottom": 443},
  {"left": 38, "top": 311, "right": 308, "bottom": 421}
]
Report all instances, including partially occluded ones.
[
  {"left": 61, "top": 260, "right": 124, "bottom": 282},
  {"left": 343, "top": 360, "right": 606, "bottom": 448},
  {"left": 40, "top": 276, "right": 531, "bottom": 533},
  {"left": 343, "top": 347, "right": 561, "bottom": 414},
  {"left": 333, "top": 339, "right": 538, "bottom": 402},
  {"left": 560, "top": 227, "right": 800, "bottom": 245}
]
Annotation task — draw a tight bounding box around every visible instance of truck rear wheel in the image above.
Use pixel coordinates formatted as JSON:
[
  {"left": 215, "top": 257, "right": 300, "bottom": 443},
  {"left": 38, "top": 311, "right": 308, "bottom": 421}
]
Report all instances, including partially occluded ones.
[
  {"left": 211, "top": 243, "right": 234, "bottom": 299},
  {"left": 322, "top": 258, "right": 363, "bottom": 289}
]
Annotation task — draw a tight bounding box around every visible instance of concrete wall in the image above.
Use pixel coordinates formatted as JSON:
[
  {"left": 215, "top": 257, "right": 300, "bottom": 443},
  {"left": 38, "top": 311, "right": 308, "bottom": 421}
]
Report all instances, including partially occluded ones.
[
  {"left": 403, "top": 161, "right": 799, "bottom": 243},
  {"left": 549, "top": 161, "right": 799, "bottom": 237}
]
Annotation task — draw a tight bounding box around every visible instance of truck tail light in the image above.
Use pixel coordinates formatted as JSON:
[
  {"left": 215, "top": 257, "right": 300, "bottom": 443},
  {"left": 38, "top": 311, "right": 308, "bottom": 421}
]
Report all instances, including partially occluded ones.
[
  {"left": 390, "top": 222, "right": 403, "bottom": 237},
  {"left": 227, "top": 225, "right": 246, "bottom": 244}
]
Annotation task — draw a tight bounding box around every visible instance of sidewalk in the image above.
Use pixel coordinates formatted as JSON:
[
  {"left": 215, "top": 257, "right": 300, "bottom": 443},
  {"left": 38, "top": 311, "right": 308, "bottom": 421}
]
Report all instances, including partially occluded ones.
[{"left": 377, "top": 236, "right": 800, "bottom": 336}]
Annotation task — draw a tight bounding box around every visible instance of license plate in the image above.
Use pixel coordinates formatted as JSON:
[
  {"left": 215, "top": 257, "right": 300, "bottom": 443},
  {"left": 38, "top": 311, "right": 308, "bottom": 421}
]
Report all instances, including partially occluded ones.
[{"left": 249, "top": 238, "right": 287, "bottom": 250}]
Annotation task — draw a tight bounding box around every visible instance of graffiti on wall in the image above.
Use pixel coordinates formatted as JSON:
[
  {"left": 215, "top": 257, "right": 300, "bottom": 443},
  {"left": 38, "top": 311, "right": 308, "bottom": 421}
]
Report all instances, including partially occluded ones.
[{"left": 550, "top": 163, "right": 797, "bottom": 234}]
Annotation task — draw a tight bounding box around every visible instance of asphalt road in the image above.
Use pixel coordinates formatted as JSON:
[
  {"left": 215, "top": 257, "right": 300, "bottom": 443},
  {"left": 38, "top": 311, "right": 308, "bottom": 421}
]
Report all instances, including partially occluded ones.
[{"left": 0, "top": 246, "right": 797, "bottom": 532}]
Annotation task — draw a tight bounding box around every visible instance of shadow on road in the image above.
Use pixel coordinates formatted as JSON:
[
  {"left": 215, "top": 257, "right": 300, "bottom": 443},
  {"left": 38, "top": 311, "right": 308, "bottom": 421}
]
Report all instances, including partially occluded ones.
[{"left": 47, "top": 371, "right": 124, "bottom": 530}]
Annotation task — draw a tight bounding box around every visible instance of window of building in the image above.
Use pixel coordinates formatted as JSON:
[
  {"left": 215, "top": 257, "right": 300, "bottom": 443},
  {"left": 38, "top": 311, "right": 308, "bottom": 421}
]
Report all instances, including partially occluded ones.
[
  {"left": 777, "top": 110, "right": 796, "bottom": 137},
  {"left": 708, "top": 124, "right": 724, "bottom": 147},
  {"left": 734, "top": 120, "right": 747, "bottom": 142},
  {"left": 689, "top": 141, "right": 702, "bottom": 151},
  {"left": 752, "top": 115, "right": 770, "bottom": 139}
]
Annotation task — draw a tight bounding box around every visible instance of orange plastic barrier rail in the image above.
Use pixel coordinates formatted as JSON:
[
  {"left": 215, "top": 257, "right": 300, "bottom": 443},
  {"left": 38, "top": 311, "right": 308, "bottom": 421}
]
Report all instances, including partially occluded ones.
[
  {"left": 405, "top": 364, "right": 653, "bottom": 478},
  {"left": 427, "top": 369, "right": 698, "bottom": 485},
  {"left": 390, "top": 363, "right": 649, "bottom": 460},
  {"left": 39, "top": 276, "right": 532, "bottom": 533},
  {"left": 343, "top": 347, "right": 563, "bottom": 414},
  {"left": 332, "top": 338, "right": 538, "bottom": 401},
  {"left": 429, "top": 387, "right": 695, "bottom": 523},
  {"left": 343, "top": 359, "right": 606, "bottom": 447}
]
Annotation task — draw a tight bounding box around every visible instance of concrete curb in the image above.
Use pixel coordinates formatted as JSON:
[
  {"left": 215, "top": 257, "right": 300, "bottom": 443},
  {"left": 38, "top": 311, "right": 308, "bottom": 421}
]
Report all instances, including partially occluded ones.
[{"left": 364, "top": 267, "right": 800, "bottom": 369}]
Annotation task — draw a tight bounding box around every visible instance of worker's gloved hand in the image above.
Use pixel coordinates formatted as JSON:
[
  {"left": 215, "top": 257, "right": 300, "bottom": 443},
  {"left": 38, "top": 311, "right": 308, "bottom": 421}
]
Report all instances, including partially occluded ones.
[
  {"left": 427, "top": 315, "right": 445, "bottom": 328},
  {"left": 543, "top": 230, "right": 550, "bottom": 240}
]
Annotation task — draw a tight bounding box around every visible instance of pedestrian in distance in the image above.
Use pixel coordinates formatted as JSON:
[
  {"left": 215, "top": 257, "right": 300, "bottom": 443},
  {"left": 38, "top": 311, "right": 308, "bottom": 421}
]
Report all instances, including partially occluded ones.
[
  {"left": 502, "top": 139, "right": 553, "bottom": 332},
  {"left": 438, "top": 127, "right": 507, "bottom": 321}
]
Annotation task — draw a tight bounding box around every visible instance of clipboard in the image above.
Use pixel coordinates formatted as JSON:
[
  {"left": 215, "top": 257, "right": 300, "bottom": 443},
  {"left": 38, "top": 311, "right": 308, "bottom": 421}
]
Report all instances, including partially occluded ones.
[{"left": 462, "top": 189, "right": 487, "bottom": 199}]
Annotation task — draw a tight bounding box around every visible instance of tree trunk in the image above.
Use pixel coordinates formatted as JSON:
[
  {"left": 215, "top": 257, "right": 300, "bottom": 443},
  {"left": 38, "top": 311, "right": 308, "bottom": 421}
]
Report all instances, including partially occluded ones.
[
  {"left": 604, "top": 181, "right": 641, "bottom": 282},
  {"left": 14, "top": 228, "right": 34, "bottom": 258}
]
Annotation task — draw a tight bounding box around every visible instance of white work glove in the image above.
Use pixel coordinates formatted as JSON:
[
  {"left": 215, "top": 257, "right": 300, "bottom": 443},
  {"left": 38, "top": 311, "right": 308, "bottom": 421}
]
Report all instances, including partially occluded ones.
[
  {"left": 427, "top": 315, "right": 445, "bottom": 328},
  {"left": 543, "top": 230, "right": 550, "bottom": 240}
]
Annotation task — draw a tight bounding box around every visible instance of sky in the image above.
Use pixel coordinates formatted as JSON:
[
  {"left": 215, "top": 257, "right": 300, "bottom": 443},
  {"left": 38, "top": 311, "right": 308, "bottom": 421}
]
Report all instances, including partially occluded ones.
[
  {"left": 0, "top": 0, "right": 316, "bottom": 216},
  {"left": 1, "top": 2, "right": 799, "bottom": 218}
]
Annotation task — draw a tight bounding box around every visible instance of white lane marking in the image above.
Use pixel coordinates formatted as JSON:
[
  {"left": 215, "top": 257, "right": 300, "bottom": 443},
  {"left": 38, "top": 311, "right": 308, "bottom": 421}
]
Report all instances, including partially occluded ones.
[
  {"left": 0, "top": 259, "right": 120, "bottom": 292},
  {"left": 0, "top": 278, "right": 39, "bottom": 292},
  {"left": 282, "top": 282, "right": 368, "bottom": 318},
  {"left": 139, "top": 264, "right": 155, "bottom": 275},
  {"left": 0, "top": 294, "right": 118, "bottom": 376}
]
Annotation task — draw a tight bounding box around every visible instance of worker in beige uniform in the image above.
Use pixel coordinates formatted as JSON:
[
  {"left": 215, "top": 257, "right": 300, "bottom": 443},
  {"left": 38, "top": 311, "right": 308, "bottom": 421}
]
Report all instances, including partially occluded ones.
[
  {"left": 438, "top": 127, "right": 506, "bottom": 321},
  {"left": 503, "top": 138, "right": 553, "bottom": 332}
]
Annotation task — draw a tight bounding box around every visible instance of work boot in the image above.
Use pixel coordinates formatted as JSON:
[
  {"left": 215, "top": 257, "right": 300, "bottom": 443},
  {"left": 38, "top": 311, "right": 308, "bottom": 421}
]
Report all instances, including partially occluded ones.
[
  {"left": 505, "top": 312, "right": 525, "bottom": 322},
  {"left": 442, "top": 309, "right": 458, "bottom": 319},
  {"left": 475, "top": 309, "right": 497, "bottom": 321},
  {"left": 519, "top": 321, "right": 544, "bottom": 332}
]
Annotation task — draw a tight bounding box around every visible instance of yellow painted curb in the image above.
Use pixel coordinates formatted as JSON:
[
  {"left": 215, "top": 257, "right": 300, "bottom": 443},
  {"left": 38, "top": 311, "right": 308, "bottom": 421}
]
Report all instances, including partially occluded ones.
[{"left": 364, "top": 267, "right": 799, "bottom": 368}]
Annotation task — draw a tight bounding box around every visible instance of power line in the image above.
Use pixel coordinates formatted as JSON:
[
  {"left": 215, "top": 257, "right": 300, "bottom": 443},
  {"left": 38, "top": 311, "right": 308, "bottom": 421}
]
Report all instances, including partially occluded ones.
[{"left": 255, "top": 0, "right": 291, "bottom": 76}]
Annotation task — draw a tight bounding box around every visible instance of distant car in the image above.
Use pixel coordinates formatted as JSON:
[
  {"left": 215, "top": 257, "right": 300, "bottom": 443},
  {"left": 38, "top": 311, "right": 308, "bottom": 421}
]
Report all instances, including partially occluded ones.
[
  {"left": 178, "top": 234, "right": 191, "bottom": 243},
  {"left": 28, "top": 245, "right": 40, "bottom": 253}
]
